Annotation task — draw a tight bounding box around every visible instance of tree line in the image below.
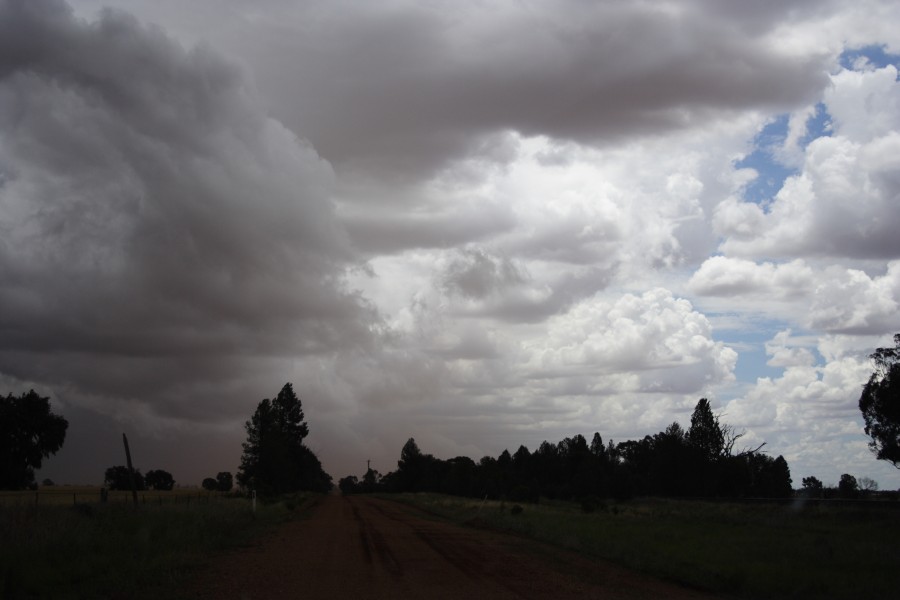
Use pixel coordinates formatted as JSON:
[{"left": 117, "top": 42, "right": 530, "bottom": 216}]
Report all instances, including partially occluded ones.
[
  {"left": 3, "top": 334, "right": 900, "bottom": 499},
  {"left": 340, "top": 398, "right": 793, "bottom": 501}
]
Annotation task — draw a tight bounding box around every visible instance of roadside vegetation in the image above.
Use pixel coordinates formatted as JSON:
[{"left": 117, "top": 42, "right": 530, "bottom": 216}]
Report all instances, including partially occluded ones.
[
  {"left": 389, "top": 492, "right": 900, "bottom": 600},
  {"left": 0, "top": 490, "right": 314, "bottom": 599}
]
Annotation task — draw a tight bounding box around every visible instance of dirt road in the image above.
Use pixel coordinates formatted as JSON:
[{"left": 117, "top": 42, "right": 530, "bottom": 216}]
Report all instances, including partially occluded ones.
[{"left": 189, "top": 495, "right": 718, "bottom": 599}]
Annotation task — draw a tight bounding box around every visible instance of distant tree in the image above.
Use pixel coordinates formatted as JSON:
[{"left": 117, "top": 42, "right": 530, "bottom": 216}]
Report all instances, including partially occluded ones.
[
  {"left": 688, "top": 398, "right": 726, "bottom": 461},
  {"left": 802, "top": 476, "right": 823, "bottom": 497},
  {"left": 216, "top": 471, "right": 233, "bottom": 492},
  {"left": 237, "top": 383, "right": 332, "bottom": 495},
  {"left": 858, "top": 476, "right": 879, "bottom": 495},
  {"left": 104, "top": 465, "right": 145, "bottom": 491},
  {"left": 859, "top": 334, "right": 900, "bottom": 468},
  {"left": 42, "top": 478, "right": 54, "bottom": 487},
  {"left": 838, "top": 473, "right": 859, "bottom": 499},
  {"left": 770, "top": 455, "right": 793, "bottom": 498},
  {"left": 338, "top": 475, "right": 359, "bottom": 494},
  {"left": 202, "top": 477, "right": 218, "bottom": 491},
  {"left": 0, "top": 390, "right": 69, "bottom": 490},
  {"left": 145, "top": 469, "right": 175, "bottom": 490}
]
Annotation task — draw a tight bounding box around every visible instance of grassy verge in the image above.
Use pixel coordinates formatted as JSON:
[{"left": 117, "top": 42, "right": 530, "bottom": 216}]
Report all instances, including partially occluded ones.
[
  {"left": 385, "top": 493, "right": 900, "bottom": 599},
  {"left": 1, "top": 492, "right": 316, "bottom": 599}
]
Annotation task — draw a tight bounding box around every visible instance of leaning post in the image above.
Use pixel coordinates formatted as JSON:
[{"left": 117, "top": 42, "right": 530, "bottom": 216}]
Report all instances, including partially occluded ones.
[{"left": 122, "top": 433, "right": 139, "bottom": 509}]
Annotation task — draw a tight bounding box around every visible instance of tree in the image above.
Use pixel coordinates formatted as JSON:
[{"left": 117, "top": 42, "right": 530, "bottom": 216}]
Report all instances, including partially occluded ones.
[
  {"left": 687, "top": 398, "right": 726, "bottom": 461},
  {"left": 145, "top": 469, "right": 175, "bottom": 490},
  {"left": 202, "top": 477, "right": 218, "bottom": 491},
  {"left": 859, "top": 334, "right": 900, "bottom": 468},
  {"left": 802, "top": 476, "right": 823, "bottom": 498},
  {"left": 858, "top": 476, "right": 879, "bottom": 495},
  {"left": 237, "top": 383, "right": 332, "bottom": 494},
  {"left": 838, "top": 473, "right": 858, "bottom": 499},
  {"left": 216, "top": 471, "right": 233, "bottom": 492},
  {"left": 105, "top": 465, "right": 145, "bottom": 491},
  {"left": 0, "top": 390, "right": 69, "bottom": 489}
]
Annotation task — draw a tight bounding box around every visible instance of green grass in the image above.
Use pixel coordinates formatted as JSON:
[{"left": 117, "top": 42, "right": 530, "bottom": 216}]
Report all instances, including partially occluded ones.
[
  {"left": 0, "top": 486, "right": 226, "bottom": 507},
  {"left": 386, "top": 494, "right": 900, "bottom": 599},
  {"left": 0, "top": 492, "right": 316, "bottom": 599}
]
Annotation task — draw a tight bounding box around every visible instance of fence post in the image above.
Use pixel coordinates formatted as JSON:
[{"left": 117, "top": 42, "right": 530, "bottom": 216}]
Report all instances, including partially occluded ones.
[{"left": 35, "top": 491, "right": 38, "bottom": 506}]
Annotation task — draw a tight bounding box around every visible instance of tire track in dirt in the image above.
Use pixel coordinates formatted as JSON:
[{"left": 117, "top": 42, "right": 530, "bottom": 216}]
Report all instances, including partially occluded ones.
[{"left": 188, "top": 494, "right": 722, "bottom": 599}]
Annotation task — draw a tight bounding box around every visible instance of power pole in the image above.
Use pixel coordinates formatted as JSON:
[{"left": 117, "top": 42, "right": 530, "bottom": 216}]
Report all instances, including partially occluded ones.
[{"left": 122, "top": 433, "right": 139, "bottom": 509}]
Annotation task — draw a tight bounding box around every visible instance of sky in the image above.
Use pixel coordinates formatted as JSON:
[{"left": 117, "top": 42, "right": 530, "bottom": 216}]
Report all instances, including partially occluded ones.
[{"left": 2, "top": 0, "right": 899, "bottom": 489}]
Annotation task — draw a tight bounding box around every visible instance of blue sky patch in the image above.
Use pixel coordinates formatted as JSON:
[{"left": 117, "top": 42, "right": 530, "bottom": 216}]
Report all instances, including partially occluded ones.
[
  {"left": 735, "top": 115, "right": 798, "bottom": 206},
  {"left": 801, "top": 103, "right": 833, "bottom": 146},
  {"left": 840, "top": 44, "right": 900, "bottom": 72}
]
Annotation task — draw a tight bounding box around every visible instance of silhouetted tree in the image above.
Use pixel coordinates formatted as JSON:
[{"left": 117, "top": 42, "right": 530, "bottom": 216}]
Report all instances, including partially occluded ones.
[
  {"left": 802, "top": 476, "right": 823, "bottom": 498},
  {"left": 0, "top": 390, "right": 68, "bottom": 490},
  {"left": 202, "top": 477, "right": 218, "bottom": 491},
  {"left": 838, "top": 473, "right": 858, "bottom": 499},
  {"left": 216, "top": 471, "right": 233, "bottom": 492},
  {"left": 145, "top": 469, "right": 175, "bottom": 490},
  {"left": 858, "top": 476, "right": 879, "bottom": 496},
  {"left": 396, "top": 438, "right": 427, "bottom": 492},
  {"left": 859, "top": 334, "right": 900, "bottom": 468},
  {"left": 374, "top": 400, "right": 785, "bottom": 503},
  {"left": 105, "top": 465, "right": 145, "bottom": 491},
  {"left": 688, "top": 398, "right": 726, "bottom": 461},
  {"left": 237, "top": 383, "right": 332, "bottom": 495},
  {"left": 338, "top": 475, "right": 359, "bottom": 494}
]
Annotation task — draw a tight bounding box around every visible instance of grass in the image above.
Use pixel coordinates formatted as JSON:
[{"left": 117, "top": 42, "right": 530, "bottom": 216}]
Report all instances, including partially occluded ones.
[
  {"left": 0, "top": 486, "right": 224, "bottom": 507},
  {"left": 0, "top": 490, "right": 317, "bottom": 599},
  {"left": 386, "top": 493, "right": 900, "bottom": 599}
]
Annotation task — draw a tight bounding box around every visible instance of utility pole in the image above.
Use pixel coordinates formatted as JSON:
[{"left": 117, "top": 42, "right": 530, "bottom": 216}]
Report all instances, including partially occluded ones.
[{"left": 122, "top": 433, "right": 139, "bottom": 509}]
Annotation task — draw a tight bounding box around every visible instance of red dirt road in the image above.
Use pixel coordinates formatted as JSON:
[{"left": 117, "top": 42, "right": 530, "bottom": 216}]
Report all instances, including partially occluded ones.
[{"left": 189, "top": 495, "right": 719, "bottom": 599}]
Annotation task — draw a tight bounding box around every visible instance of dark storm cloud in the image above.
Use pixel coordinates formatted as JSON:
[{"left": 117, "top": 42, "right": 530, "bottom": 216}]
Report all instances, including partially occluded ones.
[
  {"left": 438, "top": 248, "right": 614, "bottom": 324},
  {"left": 0, "top": 0, "right": 375, "bottom": 422},
  {"left": 233, "top": 0, "right": 832, "bottom": 179},
  {"left": 342, "top": 200, "right": 516, "bottom": 254}
]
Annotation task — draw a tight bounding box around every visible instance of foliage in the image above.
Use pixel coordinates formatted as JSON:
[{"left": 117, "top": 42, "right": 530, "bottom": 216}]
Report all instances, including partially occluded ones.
[
  {"left": 838, "top": 474, "right": 858, "bottom": 499},
  {"left": 237, "top": 383, "right": 332, "bottom": 495},
  {"left": 857, "top": 476, "right": 878, "bottom": 495},
  {"left": 145, "top": 469, "right": 175, "bottom": 491},
  {"left": 0, "top": 390, "right": 69, "bottom": 490},
  {"left": 202, "top": 477, "right": 219, "bottom": 491},
  {"left": 859, "top": 334, "right": 900, "bottom": 467},
  {"left": 216, "top": 471, "right": 233, "bottom": 492},
  {"left": 347, "top": 399, "right": 790, "bottom": 502},
  {"left": 104, "top": 465, "right": 146, "bottom": 491},
  {"left": 802, "top": 476, "right": 823, "bottom": 497},
  {"left": 687, "top": 398, "right": 726, "bottom": 461}
]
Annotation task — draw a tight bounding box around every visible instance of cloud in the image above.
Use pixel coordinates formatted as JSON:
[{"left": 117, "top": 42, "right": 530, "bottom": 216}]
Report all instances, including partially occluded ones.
[
  {"left": 722, "top": 332, "right": 896, "bottom": 483},
  {"left": 689, "top": 257, "right": 900, "bottom": 335},
  {"left": 716, "top": 65, "right": 900, "bottom": 260},
  {"left": 0, "top": 1, "right": 374, "bottom": 425},
  {"left": 522, "top": 288, "right": 737, "bottom": 394},
  {"left": 155, "top": 0, "right": 832, "bottom": 182},
  {"left": 688, "top": 256, "right": 815, "bottom": 298}
]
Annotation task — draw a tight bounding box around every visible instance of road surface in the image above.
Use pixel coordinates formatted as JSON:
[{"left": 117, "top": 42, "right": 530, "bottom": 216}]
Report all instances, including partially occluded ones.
[{"left": 189, "top": 495, "right": 718, "bottom": 599}]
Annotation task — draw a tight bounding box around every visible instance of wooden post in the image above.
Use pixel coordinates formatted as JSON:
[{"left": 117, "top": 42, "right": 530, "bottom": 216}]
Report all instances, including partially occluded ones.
[{"left": 122, "top": 433, "right": 139, "bottom": 509}]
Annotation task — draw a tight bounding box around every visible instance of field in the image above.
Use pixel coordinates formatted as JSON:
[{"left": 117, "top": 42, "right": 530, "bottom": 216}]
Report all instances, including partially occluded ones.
[
  {"left": 388, "top": 494, "right": 900, "bottom": 599},
  {"left": 0, "top": 485, "right": 223, "bottom": 508},
  {"left": 0, "top": 488, "right": 311, "bottom": 599}
]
